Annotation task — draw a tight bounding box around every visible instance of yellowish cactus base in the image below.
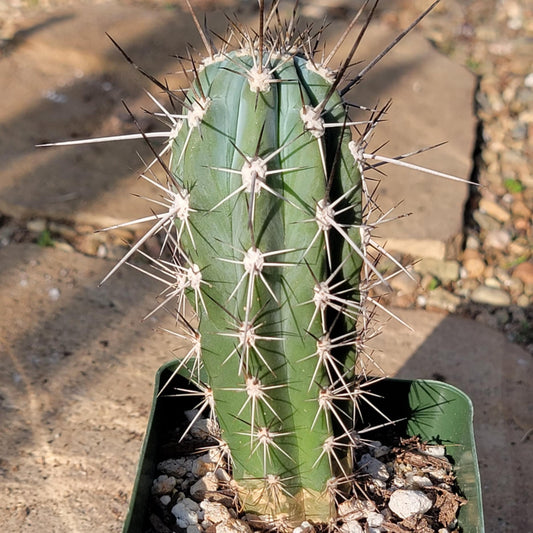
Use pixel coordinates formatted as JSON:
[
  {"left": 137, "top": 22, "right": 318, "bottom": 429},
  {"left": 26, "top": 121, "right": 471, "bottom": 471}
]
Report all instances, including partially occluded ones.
[{"left": 236, "top": 479, "right": 335, "bottom": 527}]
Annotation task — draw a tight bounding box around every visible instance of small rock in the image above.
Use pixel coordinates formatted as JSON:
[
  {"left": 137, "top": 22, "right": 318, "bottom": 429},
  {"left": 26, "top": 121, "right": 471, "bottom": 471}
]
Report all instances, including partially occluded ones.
[
  {"left": 152, "top": 474, "right": 177, "bottom": 495},
  {"left": 407, "top": 474, "right": 433, "bottom": 489},
  {"left": 370, "top": 443, "right": 390, "bottom": 458},
  {"left": 171, "top": 498, "right": 201, "bottom": 529},
  {"left": 471, "top": 285, "right": 512, "bottom": 306},
  {"left": 388, "top": 490, "right": 433, "bottom": 520},
  {"left": 293, "top": 521, "right": 315, "bottom": 533},
  {"left": 339, "top": 520, "right": 364, "bottom": 533},
  {"left": 392, "top": 476, "right": 406, "bottom": 489},
  {"left": 494, "top": 308, "right": 510, "bottom": 326},
  {"left": 215, "top": 518, "right": 252, "bottom": 533},
  {"left": 464, "top": 234, "right": 480, "bottom": 250},
  {"left": 27, "top": 219, "right": 47, "bottom": 233},
  {"left": 510, "top": 200, "right": 531, "bottom": 218},
  {"left": 53, "top": 241, "right": 75, "bottom": 253},
  {"left": 96, "top": 244, "right": 108, "bottom": 258},
  {"left": 507, "top": 276, "right": 524, "bottom": 296},
  {"left": 183, "top": 412, "right": 218, "bottom": 439},
  {"left": 366, "top": 512, "right": 384, "bottom": 528},
  {"left": 473, "top": 211, "right": 501, "bottom": 231},
  {"left": 215, "top": 467, "right": 231, "bottom": 483},
  {"left": 160, "top": 495, "right": 172, "bottom": 506},
  {"left": 48, "top": 287, "right": 61, "bottom": 301},
  {"left": 479, "top": 197, "right": 511, "bottom": 223},
  {"left": 484, "top": 229, "right": 511, "bottom": 251},
  {"left": 414, "top": 259, "right": 460, "bottom": 283},
  {"left": 338, "top": 498, "right": 377, "bottom": 520},
  {"left": 358, "top": 454, "right": 389, "bottom": 481},
  {"left": 512, "top": 262, "right": 533, "bottom": 285},
  {"left": 158, "top": 458, "right": 188, "bottom": 478},
  {"left": 517, "top": 294, "right": 530, "bottom": 307},
  {"left": 423, "top": 445, "right": 445, "bottom": 457},
  {"left": 190, "top": 472, "right": 219, "bottom": 500},
  {"left": 425, "top": 287, "right": 462, "bottom": 312},
  {"left": 462, "top": 250, "right": 486, "bottom": 278},
  {"left": 192, "top": 451, "right": 220, "bottom": 476},
  {"left": 187, "top": 526, "right": 202, "bottom": 533},
  {"left": 514, "top": 217, "right": 530, "bottom": 232},
  {"left": 485, "top": 276, "right": 502, "bottom": 289},
  {"left": 201, "top": 501, "right": 232, "bottom": 525},
  {"left": 416, "top": 294, "right": 428, "bottom": 307}
]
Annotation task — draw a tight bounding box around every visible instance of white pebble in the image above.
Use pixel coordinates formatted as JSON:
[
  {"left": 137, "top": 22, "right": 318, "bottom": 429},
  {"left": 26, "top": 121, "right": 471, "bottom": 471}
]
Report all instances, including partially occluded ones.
[
  {"left": 411, "top": 475, "right": 433, "bottom": 488},
  {"left": 171, "top": 498, "right": 201, "bottom": 528},
  {"left": 391, "top": 476, "right": 405, "bottom": 488},
  {"left": 158, "top": 458, "right": 188, "bottom": 477},
  {"left": 152, "top": 474, "right": 176, "bottom": 495},
  {"left": 48, "top": 288, "right": 61, "bottom": 301},
  {"left": 339, "top": 520, "right": 363, "bottom": 533},
  {"left": 160, "top": 495, "right": 171, "bottom": 506},
  {"left": 484, "top": 229, "right": 511, "bottom": 251},
  {"left": 293, "top": 521, "right": 315, "bottom": 533},
  {"left": 358, "top": 454, "right": 389, "bottom": 481},
  {"left": 423, "top": 445, "right": 445, "bottom": 457},
  {"left": 201, "top": 501, "right": 232, "bottom": 524},
  {"left": 366, "top": 512, "right": 384, "bottom": 528},
  {"left": 388, "top": 490, "right": 433, "bottom": 519}
]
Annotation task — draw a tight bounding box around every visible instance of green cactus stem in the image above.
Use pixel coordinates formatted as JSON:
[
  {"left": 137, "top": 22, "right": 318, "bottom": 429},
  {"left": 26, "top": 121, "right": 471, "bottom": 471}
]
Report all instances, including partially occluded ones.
[{"left": 166, "top": 39, "right": 364, "bottom": 520}]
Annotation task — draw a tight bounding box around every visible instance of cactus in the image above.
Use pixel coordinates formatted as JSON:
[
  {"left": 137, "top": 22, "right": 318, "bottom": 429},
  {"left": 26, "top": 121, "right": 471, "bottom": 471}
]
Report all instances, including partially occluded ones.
[
  {"left": 154, "top": 5, "right": 376, "bottom": 522},
  {"left": 166, "top": 41, "right": 361, "bottom": 525},
  {"left": 42, "top": 0, "right": 469, "bottom": 527}
]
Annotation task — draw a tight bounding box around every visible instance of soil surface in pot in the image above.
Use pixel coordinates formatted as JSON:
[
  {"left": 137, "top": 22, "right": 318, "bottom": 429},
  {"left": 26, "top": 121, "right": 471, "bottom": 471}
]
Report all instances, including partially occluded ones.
[{"left": 144, "top": 409, "right": 466, "bottom": 533}]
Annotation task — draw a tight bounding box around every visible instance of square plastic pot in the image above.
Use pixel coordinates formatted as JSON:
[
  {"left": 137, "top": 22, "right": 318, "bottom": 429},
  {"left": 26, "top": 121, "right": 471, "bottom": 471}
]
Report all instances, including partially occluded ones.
[{"left": 123, "top": 362, "right": 484, "bottom": 532}]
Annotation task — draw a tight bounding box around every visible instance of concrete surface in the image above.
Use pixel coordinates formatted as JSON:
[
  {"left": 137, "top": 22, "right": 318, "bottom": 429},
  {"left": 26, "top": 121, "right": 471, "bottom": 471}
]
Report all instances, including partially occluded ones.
[{"left": 0, "top": 244, "right": 177, "bottom": 532}]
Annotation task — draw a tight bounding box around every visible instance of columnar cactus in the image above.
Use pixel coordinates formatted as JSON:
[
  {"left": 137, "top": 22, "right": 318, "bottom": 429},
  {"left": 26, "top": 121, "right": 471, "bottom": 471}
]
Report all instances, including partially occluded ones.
[
  {"left": 167, "top": 34, "right": 362, "bottom": 525},
  {"left": 154, "top": 4, "right": 390, "bottom": 522},
  {"left": 44, "top": 0, "right": 461, "bottom": 527}
]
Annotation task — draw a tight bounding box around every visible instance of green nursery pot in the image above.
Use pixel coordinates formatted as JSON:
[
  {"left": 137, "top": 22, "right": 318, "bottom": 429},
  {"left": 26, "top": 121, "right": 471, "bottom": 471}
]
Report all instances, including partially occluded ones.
[{"left": 123, "top": 362, "right": 484, "bottom": 533}]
